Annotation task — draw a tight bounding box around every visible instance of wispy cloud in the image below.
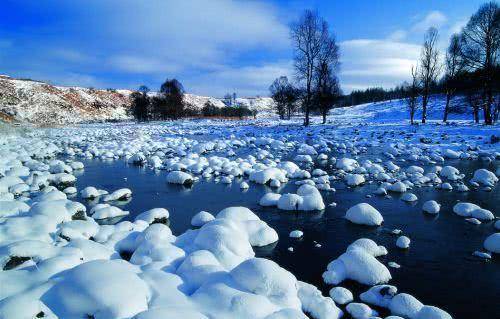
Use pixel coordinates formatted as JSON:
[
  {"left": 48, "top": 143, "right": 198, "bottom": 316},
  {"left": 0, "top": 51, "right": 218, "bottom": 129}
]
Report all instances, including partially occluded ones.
[
  {"left": 411, "top": 11, "right": 448, "bottom": 32},
  {"left": 340, "top": 39, "right": 420, "bottom": 91},
  {"left": 187, "top": 61, "right": 293, "bottom": 97}
]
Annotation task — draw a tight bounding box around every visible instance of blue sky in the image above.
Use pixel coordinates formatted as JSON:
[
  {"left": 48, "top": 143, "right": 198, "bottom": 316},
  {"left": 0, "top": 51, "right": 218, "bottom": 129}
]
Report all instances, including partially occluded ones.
[{"left": 0, "top": 0, "right": 487, "bottom": 96}]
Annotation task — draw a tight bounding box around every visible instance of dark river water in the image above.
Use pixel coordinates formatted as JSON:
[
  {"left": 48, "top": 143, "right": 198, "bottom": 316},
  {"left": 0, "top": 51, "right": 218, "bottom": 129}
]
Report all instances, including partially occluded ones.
[{"left": 71, "top": 157, "right": 499, "bottom": 319}]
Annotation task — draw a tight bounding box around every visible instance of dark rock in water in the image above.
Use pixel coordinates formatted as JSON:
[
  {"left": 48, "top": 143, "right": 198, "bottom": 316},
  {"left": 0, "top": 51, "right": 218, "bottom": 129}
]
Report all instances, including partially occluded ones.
[
  {"left": 3, "top": 256, "right": 31, "bottom": 270},
  {"left": 36, "top": 311, "right": 45, "bottom": 318},
  {"left": 490, "top": 135, "right": 499, "bottom": 144},
  {"left": 420, "top": 137, "right": 432, "bottom": 144}
]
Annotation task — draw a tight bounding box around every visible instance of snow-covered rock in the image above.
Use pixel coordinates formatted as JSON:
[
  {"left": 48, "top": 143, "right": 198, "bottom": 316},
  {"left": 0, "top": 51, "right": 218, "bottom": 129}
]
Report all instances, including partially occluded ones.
[
  {"left": 135, "top": 208, "right": 170, "bottom": 224},
  {"left": 323, "top": 238, "right": 391, "bottom": 286},
  {"left": 329, "top": 287, "right": 353, "bottom": 305},
  {"left": 396, "top": 236, "right": 411, "bottom": 249},
  {"left": 167, "top": 171, "right": 194, "bottom": 186},
  {"left": 191, "top": 211, "right": 215, "bottom": 227},
  {"left": 345, "top": 203, "right": 384, "bottom": 226},
  {"left": 470, "top": 169, "right": 498, "bottom": 187},
  {"left": 483, "top": 233, "right": 500, "bottom": 253},
  {"left": 422, "top": 200, "right": 440, "bottom": 214}
]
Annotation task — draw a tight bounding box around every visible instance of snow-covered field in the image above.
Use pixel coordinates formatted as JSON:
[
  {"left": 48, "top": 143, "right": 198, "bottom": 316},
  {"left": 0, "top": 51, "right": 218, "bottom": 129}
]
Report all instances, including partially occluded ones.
[{"left": 0, "top": 112, "right": 498, "bottom": 318}]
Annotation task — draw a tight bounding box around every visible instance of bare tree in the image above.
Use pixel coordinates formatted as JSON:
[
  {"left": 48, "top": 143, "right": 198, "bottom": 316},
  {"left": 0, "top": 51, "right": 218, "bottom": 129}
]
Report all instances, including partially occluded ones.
[
  {"left": 314, "top": 33, "right": 340, "bottom": 124},
  {"left": 405, "top": 65, "right": 420, "bottom": 125},
  {"left": 443, "top": 34, "right": 465, "bottom": 122},
  {"left": 269, "top": 76, "right": 289, "bottom": 119},
  {"left": 459, "top": 1, "right": 500, "bottom": 124},
  {"left": 291, "top": 10, "right": 336, "bottom": 126},
  {"left": 419, "top": 27, "right": 441, "bottom": 124},
  {"left": 154, "top": 79, "right": 185, "bottom": 120},
  {"left": 284, "top": 85, "right": 299, "bottom": 119},
  {"left": 315, "top": 61, "right": 341, "bottom": 124},
  {"left": 269, "top": 76, "right": 298, "bottom": 119}
]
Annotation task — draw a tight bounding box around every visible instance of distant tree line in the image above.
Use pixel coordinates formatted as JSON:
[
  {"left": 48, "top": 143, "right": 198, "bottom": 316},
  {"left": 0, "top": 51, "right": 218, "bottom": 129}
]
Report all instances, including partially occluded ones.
[
  {"left": 202, "top": 101, "right": 255, "bottom": 118},
  {"left": 344, "top": 1, "right": 500, "bottom": 125},
  {"left": 130, "top": 79, "right": 255, "bottom": 121}
]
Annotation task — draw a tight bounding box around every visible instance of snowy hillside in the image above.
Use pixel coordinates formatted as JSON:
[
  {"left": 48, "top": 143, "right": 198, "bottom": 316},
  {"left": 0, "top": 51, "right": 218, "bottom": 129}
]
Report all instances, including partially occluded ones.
[
  {"left": 0, "top": 76, "right": 277, "bottom": 125},
  {"left": 0, "top": 75, "right": 132, "bottom": 125},
  {"left": 330, "top": 95, "right": 475, "bottom": 123}
]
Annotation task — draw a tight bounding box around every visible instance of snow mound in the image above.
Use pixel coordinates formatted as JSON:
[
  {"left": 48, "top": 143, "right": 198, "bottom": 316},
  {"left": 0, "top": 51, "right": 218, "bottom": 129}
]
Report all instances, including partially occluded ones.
[
  {"left": 483, "top": 233, "right": 500, "bottom": 253},
  {"left": 345, "top": 203, "right": 384, "bottom": 226},
  {"left": 323, "top": 238, "right": 391, "bottom": 285}
]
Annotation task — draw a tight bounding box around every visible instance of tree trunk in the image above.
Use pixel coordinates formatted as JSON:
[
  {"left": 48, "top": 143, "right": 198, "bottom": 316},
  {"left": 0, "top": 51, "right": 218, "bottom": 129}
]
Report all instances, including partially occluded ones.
[
  {"left": 484, "top": 90, "right": 493, "bottom": 125},
  {"left": 410, "top": 108, "right": 414, "bottom": 125},
  {"left": 422, "top": 93, "right": 428, "bottom": 124},
  {"left": 473, "top": 106, "right": 479, "bottom": 124},
  {"left": 322, "top": 111, "right": 326, "bottom": 124},
  {"left": 443, "top": 92, "right": 451, "bottom": 122}
]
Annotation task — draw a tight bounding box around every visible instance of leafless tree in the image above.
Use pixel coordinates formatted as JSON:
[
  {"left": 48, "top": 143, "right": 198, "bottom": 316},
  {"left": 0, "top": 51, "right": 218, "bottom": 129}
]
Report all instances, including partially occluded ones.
[
  {"left": 291, "top": 10, "right": 337, "bottom": 126},
  {"left": 405, "top": 65, "right": 420, "bottom": 125},
  {"left": 315, "top": 61, "right": 341, "bottom": 124},
  {"left": 270, "top": 76, "right": 290, "bottom": 119},
  {"left": 443, "top": 34, "right": 465, "bottom": 122},
  {"left": 459, "top": 1, "right": 500, "bottom": 124},
  {"left": 419, "top": 27, "right": 441, "bottom": 124},
  {"left": 314, "top": 33, "right": 340, "bottom": 124},
  {"left": 269, "top": 76, "right": 300, "bottom": 120}
]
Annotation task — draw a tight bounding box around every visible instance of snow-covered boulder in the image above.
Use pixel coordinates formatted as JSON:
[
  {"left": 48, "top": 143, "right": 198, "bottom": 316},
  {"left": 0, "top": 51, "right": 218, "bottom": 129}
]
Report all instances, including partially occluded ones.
[
  {"left": 389, "top": 293, "right": 424, "bottom": 318},
  {"left": 422, "top": 200, "right": 440, "bottom": 214},
  {"left": 191, "top": 211, "right": 215, "bottom": 227},
  {"left": 134, "top": 208, "right": 170, "bottom": 224},
  {"left": 346, "top": 303, "right": 378, "bottom": 319},
  {"left": 470, "top": 169, "right": 498, "bottom": 187},
  {"left": 346, "top": 174, "right": 365, "bottom": 186},
  {"left": 336, "top": 158, "right": 358, "bottom": 172},
  {"left": 396, "top": 236, "right": 410, "bottom": 249},
  {"left": 289, "top": 230, "right": 304, "bottom": 238},
  {"left": 259, "top": 193, "right": 282, "bottom": 207},
  {"left": 91, "top": 205, "right": 128, "bottom": 220},
  {"left": 345, "top": 203, "right": 384, "bottom": 226},
  {"left": 483, "top": 233, "right": 500, "bottom": 253},
  {"left": 43, "top": 260, "right": 150, "bottom": 319},
  {"left": 80, "top": 186, "right": 106, "bottom": 199},
  {"left": 167, "top": 171, "right": 194, "bottom": 186},
  {"left": 401, "top": 193, "right": 418, "bottom": 202},
  {"left": 323, "top": 238, "right": 391, "bottom": 286},
  {"left": 387, "top": 181, "right": 407, "bottom": 193},
  {"left": 249, "top": 167, "right": 287, "bottom": 185},
  {"left": 329, "top": 287, "right": 353, "bottom": 305}
]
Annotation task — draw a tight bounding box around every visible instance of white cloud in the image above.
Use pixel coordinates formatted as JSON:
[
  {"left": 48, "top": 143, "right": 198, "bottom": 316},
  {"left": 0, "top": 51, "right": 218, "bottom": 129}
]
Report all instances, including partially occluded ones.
[
  {"left": 96, "top": 0, "right": 289, "bottom": 74},
  {"left": 52, "top": 49, "right": 92, "bottom": 63},
  {"left": 411, "top": 11, "right": 448, "bottom": 32},
  {"left": 109, "top": 55, "right": 181, "bottom": 74},
  {"left": 186, "top": 61, "right": 293, "bottom": 97},
  {"left": 387, "top": 30, "right": 407, "bottom": 41},
  {"left": 339, "top": 39, "right": 421, "bottom": 92}
]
